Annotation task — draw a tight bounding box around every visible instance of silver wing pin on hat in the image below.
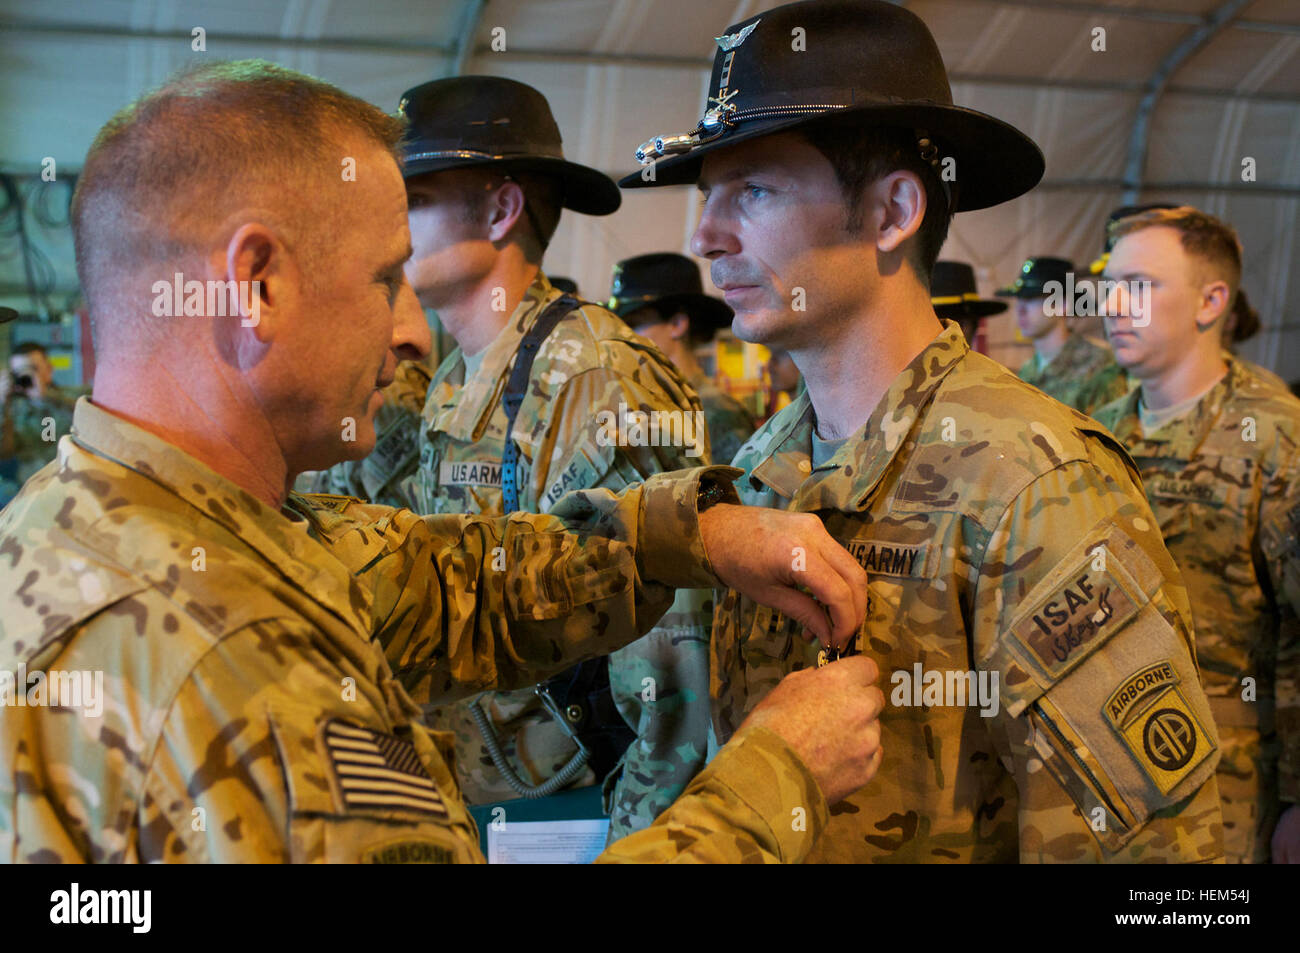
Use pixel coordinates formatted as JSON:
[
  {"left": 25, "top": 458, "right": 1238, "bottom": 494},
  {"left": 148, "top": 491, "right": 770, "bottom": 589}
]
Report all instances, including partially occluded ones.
[{"left": 715, "top": 19, "right": 760, "bottom": 52}]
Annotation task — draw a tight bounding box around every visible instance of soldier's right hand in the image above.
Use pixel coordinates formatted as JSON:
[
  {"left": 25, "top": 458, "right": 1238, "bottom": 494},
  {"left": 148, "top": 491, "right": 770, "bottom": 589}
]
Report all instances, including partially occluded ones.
[
  {"left": 0, "top": 369, "right": 11, "bottom": 406},
  {"left": 699, "top": 504, "right": 867, "bottom": 650},
  {"left": 739, "top": 656, "right": 885, "bottom": 805}
]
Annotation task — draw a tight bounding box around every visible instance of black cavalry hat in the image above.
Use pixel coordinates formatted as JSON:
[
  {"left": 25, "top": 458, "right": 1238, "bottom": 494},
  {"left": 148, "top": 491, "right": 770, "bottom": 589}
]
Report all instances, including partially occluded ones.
[
  {"left": 607, "top": 253, "right": 733, "bottom": 338},
  {"left": 620, "top": 0, "right": 1043, "bottom": 211},
  {"left": 398, "top": 76, "right": 621, "bottom": 216},
  {"left": 1089, "top": 203, "right": 1178, "bottom": 273},
  {"left": 930, "top": 261, "right": 1006, "bottom": 320},
  {"left": 996, "top": 257, "right": 1074, "bottom": 298}
]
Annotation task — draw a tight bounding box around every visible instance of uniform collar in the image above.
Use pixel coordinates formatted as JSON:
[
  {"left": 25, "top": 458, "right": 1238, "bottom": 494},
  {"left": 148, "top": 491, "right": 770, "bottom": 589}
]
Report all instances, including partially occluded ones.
[
  {"left": 749, "top": 320, "right": 968, "bottom": 510},
  {"left": 429, "top": 271, "right": 561, "bottom": 442},
  {"left": 1113, "top": 356, "right": 1242, "bottom": 459},
  {"left": 69, "top": 398, "right": 372, "bottom": 622}
]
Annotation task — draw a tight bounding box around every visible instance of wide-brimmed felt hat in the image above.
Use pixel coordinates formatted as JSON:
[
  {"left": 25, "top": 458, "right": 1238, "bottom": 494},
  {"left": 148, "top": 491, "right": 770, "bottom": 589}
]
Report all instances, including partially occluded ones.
[
  {"left": 607, "top": 253, "right": 733, "bottom": 338},
  {"left": 398, "top": 76, "right": 621, "bottom": 216},
  {"left": 996, "top": 256, "right": 1074, "bottom": 298},
  {"left": 1089, "top": 202, "right": 1178, "bottom": 273},
  {"left": 619, "top": 0, "right": 1043, "bottom": 212},
  {"left": 931, "top": 261, "right": 1006, "bottom": 319}
]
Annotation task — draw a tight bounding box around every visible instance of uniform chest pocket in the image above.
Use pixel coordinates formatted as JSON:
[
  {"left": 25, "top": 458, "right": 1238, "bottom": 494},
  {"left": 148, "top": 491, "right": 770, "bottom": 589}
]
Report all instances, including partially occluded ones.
[
  {"left": 267, "top": 705, "right": 476, "bottom": 864},
  {"left": 1145, "top": 455, "right": 1255, "bottom": 543}
]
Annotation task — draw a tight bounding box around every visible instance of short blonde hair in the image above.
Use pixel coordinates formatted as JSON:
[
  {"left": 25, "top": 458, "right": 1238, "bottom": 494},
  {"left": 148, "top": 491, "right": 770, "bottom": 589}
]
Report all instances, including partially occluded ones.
[{"left": 1108, "top": 206, "right": 1243, "bottom": 304}]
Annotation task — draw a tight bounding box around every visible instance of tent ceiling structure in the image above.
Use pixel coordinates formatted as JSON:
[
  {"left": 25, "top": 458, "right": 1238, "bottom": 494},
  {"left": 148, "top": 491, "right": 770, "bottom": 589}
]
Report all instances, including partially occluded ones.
[{"left": 1, "top": 0, "right": 1296, "bottom": 378}]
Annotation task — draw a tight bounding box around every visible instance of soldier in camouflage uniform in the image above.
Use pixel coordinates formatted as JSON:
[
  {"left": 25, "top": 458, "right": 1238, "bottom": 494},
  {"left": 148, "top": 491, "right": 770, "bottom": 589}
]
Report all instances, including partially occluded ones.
[
  {"left": 625, "top": 0, "right": 1224, "bottom": 862},
  {"left": 1, "top": 343, "right": 81, "bottom": 507},
  {"left": 1092, "top": 207, "right": 1300, "bottom": 863},
  {"left": 333, "top": 77, "right": 718, "bottom": 841},
  {"left": 609, "top": 252, "right": 758, "bottom": 466},
  {"left": 998, "top": 256, "right": 1130, "bottom": 415},
  {"left": 0, "top": 59, "right": 883, "bottom": 864},
  {"left": 304, "top": 359, "right": 432, "bottom": 501}
]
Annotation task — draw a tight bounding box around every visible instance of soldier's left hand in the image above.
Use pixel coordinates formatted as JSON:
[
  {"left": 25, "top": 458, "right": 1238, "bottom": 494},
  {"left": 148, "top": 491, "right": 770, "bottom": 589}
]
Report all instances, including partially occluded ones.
[
  {"left": 1272, "top": 804, "right": 1300, "bottom": 863},
  {"left": 699, "top": 504, "right": 866, "bottom": 651}
]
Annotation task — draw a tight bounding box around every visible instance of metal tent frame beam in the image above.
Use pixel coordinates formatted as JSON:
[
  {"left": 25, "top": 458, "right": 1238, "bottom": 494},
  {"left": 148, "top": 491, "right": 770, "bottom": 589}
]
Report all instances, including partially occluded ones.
[{"left": 1120, "top": 0, "right": 1255, "bottom": 203}]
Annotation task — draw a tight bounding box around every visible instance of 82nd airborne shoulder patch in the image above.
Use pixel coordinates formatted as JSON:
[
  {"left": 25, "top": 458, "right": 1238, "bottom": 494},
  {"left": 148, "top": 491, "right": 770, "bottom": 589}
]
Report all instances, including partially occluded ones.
[{"left": 1104, "top": 661, "right": 1213, "bottom": 795}]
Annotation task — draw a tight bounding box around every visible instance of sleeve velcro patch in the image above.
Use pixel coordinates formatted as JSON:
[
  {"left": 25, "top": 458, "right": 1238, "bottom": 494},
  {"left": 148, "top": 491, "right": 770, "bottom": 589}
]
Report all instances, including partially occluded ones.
[
  {"left": 1104, "top": 661, "right": 1214, "bottom": 795},
  {"left": 1004, "top": 521, "right": 1159, "bottom": 692},
  {"left": 321, "top": 719, "right": 449, "bottom": 818}
]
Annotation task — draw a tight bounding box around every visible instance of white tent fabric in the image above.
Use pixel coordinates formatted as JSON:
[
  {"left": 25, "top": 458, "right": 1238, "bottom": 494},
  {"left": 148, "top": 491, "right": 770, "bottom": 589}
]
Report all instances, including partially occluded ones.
[{"left": 1, "top": 0, "right": 1296, "bottom": 379}]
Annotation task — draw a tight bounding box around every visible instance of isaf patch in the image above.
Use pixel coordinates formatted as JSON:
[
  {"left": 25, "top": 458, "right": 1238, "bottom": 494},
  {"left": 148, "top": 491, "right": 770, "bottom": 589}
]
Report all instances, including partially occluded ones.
[
  {"left": 1104, "top": 661, "right": 1213, "bottom": 795},
  {"left": 322, "top": 719, "right": 449, "bottom": 818},
  {"left": 541, "top": 445, "right": 603, "bottom": 512},
  {"left": 1009, "top": 546, "right": 1143, "bottom": 681}
]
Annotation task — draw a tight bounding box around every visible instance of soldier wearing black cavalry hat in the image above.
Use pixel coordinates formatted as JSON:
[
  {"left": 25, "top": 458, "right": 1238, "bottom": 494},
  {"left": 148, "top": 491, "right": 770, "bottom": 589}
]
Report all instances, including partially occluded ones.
[
  {"left": 625, "top": 0, "right": 1223, "bottom": 862},
  {"left": 609, "top": 252, "right": 758, "bottom": 465},
  {"left": 997, "top": 255, "right": 1130, "bottom": 415}
]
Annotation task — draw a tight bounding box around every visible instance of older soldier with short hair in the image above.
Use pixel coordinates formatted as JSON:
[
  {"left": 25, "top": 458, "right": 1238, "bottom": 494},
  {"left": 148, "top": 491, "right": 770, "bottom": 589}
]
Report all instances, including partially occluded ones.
[
  {"left": 1093, "top": 206, "right": 1300, "bottom": 863},
  {"left": 626, "top": 0, "right": 1224, "bottom": 862},
  {"left": 0, "top": 60, "right": 884, "bottom": 864}
]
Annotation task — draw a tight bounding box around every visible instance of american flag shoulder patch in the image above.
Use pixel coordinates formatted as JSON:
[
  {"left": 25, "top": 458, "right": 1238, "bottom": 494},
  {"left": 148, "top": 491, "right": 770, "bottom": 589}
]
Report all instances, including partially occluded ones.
[{"left": 321, "top": 719, "right": 449, "bottom": 818}]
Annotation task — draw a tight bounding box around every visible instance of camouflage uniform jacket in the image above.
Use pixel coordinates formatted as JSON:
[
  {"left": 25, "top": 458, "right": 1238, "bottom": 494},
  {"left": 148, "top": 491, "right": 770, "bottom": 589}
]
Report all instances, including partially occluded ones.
[
  {"left": 691, "top": 372, "right": 757, "bottom": 467},
  {"left": 305, "top": 360, "right": 433, "bottom": 501},
  {"left": 1018, "top": 333, "right": 1130, "bottom": 415},
  {"left": 0, "top": 398, "right": 832, "bottom": 863},
  {"left": 1092, "top": 358, "right": 1300, "bottom": 862},
  {"left": 716, "top": 319, "right": 1224, "bottom": 863},
  {"left": 380, "top": 274, "right": 717, "bottom": 839}
]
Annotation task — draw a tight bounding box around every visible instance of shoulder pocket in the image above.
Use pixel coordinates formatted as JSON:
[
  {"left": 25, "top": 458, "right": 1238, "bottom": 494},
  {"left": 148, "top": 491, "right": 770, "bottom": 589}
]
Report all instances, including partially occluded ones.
[{"left": 266, "top": 704, "right": 476, "bottom": 863}]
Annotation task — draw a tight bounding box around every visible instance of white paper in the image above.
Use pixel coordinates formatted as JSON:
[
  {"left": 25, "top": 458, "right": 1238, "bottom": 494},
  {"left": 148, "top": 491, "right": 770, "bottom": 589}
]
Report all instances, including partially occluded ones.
[{"left": 486, "top": 818, "right": 610, "bottom": 864}]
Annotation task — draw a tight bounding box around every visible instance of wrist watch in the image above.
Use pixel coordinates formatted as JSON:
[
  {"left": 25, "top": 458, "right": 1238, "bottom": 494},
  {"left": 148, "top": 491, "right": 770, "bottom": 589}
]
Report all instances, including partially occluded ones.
[{"left": 697, "top": 475, "right": 739, "bottom": 512}]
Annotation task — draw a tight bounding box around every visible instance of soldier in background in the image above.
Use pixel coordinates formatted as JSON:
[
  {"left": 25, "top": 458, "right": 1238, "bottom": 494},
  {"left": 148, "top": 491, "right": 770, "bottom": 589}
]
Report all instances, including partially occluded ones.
[
  {"left": 1222, "top": 288, "right": 1289, "bottom": 392},
  {"left": 0, "top": 59, "right": 883, "bottom": 865},
  {"left": 0, "top": 341, "right": 82, "bottom": 507},
  {"left": 765, "top": 349, "right": 801, "bottom": 418},
  {"left": 998, "top": 256, "right": 1129, "bottom": 415},
  {"left": 359, "top": 77, "right": 716, "bottom": 842},
  {"left": 1093, "top": 206, "right": 1300, "bottom": 863},
  {"left": 626, "top": 0, "right": 1224, "bottom": 862},
  {"left": 929, "top": 260, "right": 1006, "bottom": 346},
  {"left": 609, "top": 252, "right": 757, "bottom": 465}
]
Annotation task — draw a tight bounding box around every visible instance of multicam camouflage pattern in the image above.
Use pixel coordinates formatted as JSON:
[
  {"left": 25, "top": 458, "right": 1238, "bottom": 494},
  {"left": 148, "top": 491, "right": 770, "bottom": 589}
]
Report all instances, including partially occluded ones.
[
  {"left": 306, "top": 360, "right": 433, "bottom": 501},
  {"left": 715, "top": 319, "right": 1224, "bottom": 863},
  {"left": 365, "top": 273, "right": 716, "bottom": 840},
  {"left": 1, "top": 388, "right": 79, "bottom": 504},
  {"left": 691, "top": 372, "right": 757, "bottom": 467},
  {"left": 0, "top": 397, "right": 801, "bottom": 863},
  {"left": 1093, "top": 357, "right": 1300, "bottom": 863},
  {"left": 1018, "top": 333, "right": 1130, "bottom": 415},
  {"left": 596, "top": 723, "right": 828, "bottom": 863}
]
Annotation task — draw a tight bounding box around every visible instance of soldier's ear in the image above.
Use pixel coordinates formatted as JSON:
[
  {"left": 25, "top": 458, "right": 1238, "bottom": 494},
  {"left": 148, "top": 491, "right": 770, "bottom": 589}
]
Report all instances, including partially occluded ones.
[
  {"left": 1196, "top": 279, "right": 1231, "bottom": 331},
  {"left": 669, "top": 313, "right": 691, "bottom": 340},
  {"left": 872, "top": 170, "right": 926, "bottom": 256}
]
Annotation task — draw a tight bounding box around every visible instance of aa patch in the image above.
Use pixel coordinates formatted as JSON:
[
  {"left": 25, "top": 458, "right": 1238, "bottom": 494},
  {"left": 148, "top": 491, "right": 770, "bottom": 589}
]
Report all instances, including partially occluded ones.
[
  {"left": 1148, "top": 479, "right": 1227, "bottom": 506},
  {"left": 361, "top": 838, "right": 456, "bottom": 864},
  {"left": 439, "top": 459, "right": 503, "bottom": 488},
  {"left": 1104, "top": 661, "right": 1213, "bottom": 794},
  {"left": 322, "top": 719, "right": 449, "bottom": 818},
  {"left": 1008, "top": 544, "right": 1143, "bottom": 682}
]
